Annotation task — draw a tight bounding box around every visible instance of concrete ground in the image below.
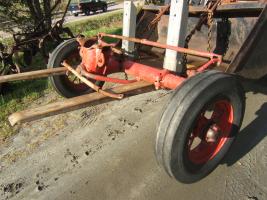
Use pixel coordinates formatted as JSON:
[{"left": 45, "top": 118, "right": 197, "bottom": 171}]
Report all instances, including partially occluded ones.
[{"left": 0, "top": 78, "right": 266, "bottom": 200}]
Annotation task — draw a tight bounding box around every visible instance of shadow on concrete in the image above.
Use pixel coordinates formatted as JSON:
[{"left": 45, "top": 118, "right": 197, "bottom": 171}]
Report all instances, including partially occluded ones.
[{"left": 223, "top": 77, "right": 267, "bottom": 166}]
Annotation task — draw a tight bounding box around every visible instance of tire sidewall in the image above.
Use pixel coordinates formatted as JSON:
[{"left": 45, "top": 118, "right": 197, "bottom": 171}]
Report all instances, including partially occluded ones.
[
  {"left": 158, "top": 71, "right": 245, "bottom": 183},
  {"left": 48, "top": 39, "right": 103, "bottom": 98}
]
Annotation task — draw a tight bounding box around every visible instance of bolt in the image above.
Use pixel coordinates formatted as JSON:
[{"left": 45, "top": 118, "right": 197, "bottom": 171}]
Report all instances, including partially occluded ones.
[{"left": 206, "top": 124, "right": 221, "bottom": 143}]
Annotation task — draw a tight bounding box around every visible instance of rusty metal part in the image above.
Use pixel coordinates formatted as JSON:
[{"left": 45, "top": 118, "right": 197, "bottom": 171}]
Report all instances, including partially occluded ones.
[
  {"left": 143, "top": 2, "right": 265, "bottom": 18},
  {"left": 62, "top": 61, "right": 123, "bottom": 99},
  {"left": 196, "top": 58, "right": 220, "bottom": 72},
  {"left": 98, "top": 33, "right": 222, "bottom": 62},
  {"left": 0, "top": 67, "right": 66, "bottom": 83},
  {"left": 0, "top": 1, "right": 74, "bottom": 86},
  {"left": 77, "top": 36, "right": 87, "bottom": 47},
  {"left": 207, "top": 11, "right": 214, "bottom": 52},
  {"left": 111, "top": 47, "right": 123, "bottom": 55},
  {"left": 221, "top": 0, "right": 237, "bottom": 3},
  {"left": 149, "top": 4, "right": 170, "bottom": 29},
  {"left": 183, "top": 0, "right": 221, "bottom": 65},
  {"left": 8, "top": 81, "right": 153, "bottom": 126},
  {"left": 206, "top": 0, "right": 222, "bottom": 52}
]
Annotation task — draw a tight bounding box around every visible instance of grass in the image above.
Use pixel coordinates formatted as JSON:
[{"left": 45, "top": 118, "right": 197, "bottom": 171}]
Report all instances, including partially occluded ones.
[
  {"left": 65, "top": 10, "right": 122, "bottom": 35},
  {"left": 0, "top": 11, "right": 122, "bottom": 140}
]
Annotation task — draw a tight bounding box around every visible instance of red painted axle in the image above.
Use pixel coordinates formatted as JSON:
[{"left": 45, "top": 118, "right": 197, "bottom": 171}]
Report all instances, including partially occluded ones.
[
  {"left": 123, "top": 61, "right": 185, "bottom": 89},
  {"left": 80, "top": 67, "right": 137, "bottom": 84},
  {"left": 77, "top": 34, "right": 222, "bottom": 90}
]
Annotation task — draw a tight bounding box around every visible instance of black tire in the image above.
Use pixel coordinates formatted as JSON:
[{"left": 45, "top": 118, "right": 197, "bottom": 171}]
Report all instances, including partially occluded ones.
[
  {"left": 74, "top": 13, "right": 78, "bottom": 17},
  {"left": 85, "top": 9, "right": 90, "bottom": 16},
  {"left": 102, "top": 5, "right": 107, "bottom": 12},
  {"left": 48, "top": 38, "right": 103, "bottom": 98},
  {"left": 155, "top": 70, "right": 245, "bottom": 183}
]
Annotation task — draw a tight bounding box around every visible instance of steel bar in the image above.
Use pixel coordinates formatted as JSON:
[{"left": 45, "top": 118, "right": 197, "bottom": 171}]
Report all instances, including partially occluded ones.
[
  {"left": 197, "top": 58, "right": 220, "bottom": 72},
  {"left": 62, "top": 61, "right": 124, "bottom": 99},
  {"left": 0, "top": 67, "right": 66, "bottom": 83},
  {"left": 99, "top": 33, "right": 222, "bottom": 62},
  {"left": 8, "top": 81, "right": 153, "bottom": 126},
  {"left": 142, "top": 2, "right": 265, "bottom": 18},
  {"left": 80, "top": 68, "right": 137, "bottom": 84}
]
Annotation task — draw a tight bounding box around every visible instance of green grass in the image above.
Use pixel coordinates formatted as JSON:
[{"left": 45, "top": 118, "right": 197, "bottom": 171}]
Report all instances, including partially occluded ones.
[
  {"left": 66, "top": 10, "right": 123, "bottom": 35},
  {"left": 0, "top": 12, "right": 122, "bottom": 140},
  {"left": 0, "top": 79, "right": 50, "bottom": 139}
]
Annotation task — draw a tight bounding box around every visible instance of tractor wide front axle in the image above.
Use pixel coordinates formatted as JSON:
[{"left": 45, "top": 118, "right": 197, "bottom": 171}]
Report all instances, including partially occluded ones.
[{"left": 74, "top": 34, "right": 222, "bottom": 95}]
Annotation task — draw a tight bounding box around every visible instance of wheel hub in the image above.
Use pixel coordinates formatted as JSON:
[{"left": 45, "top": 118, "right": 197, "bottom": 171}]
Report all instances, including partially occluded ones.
[
  {"left": 205, "top": 124, "right": 221, "bottom": 143},
  {"left": 187, "top": 99, "right": 234, "bottom": 165}
]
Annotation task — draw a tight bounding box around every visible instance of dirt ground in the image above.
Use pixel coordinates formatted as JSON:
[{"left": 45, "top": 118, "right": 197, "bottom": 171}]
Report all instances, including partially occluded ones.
[{"left": 0, "top": 78, "right": 267, "bottom": 200}]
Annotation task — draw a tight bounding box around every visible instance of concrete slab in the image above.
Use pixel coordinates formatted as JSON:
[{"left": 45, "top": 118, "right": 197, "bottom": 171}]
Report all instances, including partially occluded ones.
[{"left": 0, "top": 79, "right": 266, "bottom": 200}]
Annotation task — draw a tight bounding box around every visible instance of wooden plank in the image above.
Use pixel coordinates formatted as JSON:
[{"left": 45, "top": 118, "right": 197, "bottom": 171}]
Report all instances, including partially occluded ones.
[
  {"left": 0, "top": 67, "right": 66, "bottom": 83},
  {"left": 8, "top": 81, "right": 153, "bottom": 126}
]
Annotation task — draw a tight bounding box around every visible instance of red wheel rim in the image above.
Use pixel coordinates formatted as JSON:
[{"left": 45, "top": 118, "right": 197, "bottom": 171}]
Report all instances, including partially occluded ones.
[{"left": 187, "top": 99, "right": 234, "bottom": 164}]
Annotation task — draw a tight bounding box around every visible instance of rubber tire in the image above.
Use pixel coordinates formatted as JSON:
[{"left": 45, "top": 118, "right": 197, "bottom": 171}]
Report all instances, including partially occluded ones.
[
  {"left": 85, "top": 10, "right": 90, "bottom": 16},
  {"left": 155, "top": 70, "right": 245, "bottom": 183},
  {"left": 48, "top": 38, "right": 103, "bottom": 98},
  {"left": 103, "top": 5, "right": 107, "bottom": 12}
]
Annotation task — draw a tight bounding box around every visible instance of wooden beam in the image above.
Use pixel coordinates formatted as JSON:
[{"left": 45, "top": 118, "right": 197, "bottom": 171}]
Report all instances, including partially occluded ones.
[
  {"left": 0, "top": 67, "right": 66, "bottom": 83},
  {"left": 8, "top": 81, "right": 153, "bottom": 126}
]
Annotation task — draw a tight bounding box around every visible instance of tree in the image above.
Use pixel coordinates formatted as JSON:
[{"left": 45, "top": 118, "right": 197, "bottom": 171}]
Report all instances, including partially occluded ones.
[{"left": 0, "top": 0, "right": 70, "bottom": 34}]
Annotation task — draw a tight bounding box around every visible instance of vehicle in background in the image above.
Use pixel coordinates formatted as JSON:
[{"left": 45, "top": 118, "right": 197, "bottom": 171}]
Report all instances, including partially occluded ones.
[
  {"left": 68, "top": 3, "right": 80, "bottom": 16},
  {"left": 78, "top": 0, "right": 108, "bottom": 16}
]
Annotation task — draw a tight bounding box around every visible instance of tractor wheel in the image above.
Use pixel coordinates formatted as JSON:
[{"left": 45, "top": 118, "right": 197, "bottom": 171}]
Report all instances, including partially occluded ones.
[
  {"left": 48, "top": 38, "right": 104, "bottom": 98},
  {"left": 155, "top": 70, "right": 245, "bottom": 183}
]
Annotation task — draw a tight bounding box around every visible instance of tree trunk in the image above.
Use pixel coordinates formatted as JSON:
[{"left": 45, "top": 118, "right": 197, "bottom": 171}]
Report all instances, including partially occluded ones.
[{"left": 43, "top": 0, "right": 52, "bottom": 30}]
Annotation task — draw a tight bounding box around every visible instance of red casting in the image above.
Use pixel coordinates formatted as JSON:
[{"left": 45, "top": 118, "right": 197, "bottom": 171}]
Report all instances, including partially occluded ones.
[{"left": 187, "top": 99, "right": 234, "bottom": 164}]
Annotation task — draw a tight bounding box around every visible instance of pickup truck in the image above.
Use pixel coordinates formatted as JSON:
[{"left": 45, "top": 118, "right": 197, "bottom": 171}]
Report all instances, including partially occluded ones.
[{"left": 79, "top": 0, "right": 108, "bottom": 16}]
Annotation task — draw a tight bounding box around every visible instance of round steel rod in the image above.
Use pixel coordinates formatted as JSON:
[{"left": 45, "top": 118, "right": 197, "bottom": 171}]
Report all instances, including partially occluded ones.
[
  {"left": 62, "top": 61, "right": 124, "bottom": 99},
  {"left": 98, "top": 33, "right": 222, "bottom": 62}
]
